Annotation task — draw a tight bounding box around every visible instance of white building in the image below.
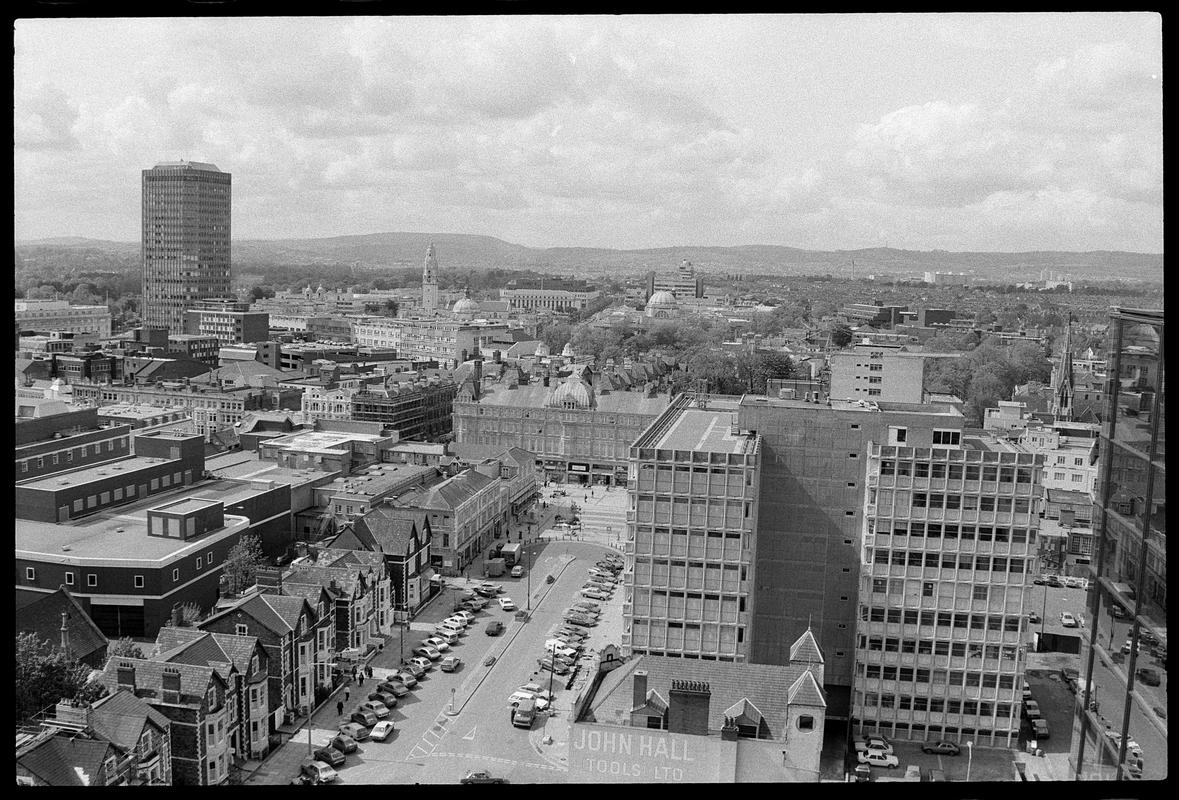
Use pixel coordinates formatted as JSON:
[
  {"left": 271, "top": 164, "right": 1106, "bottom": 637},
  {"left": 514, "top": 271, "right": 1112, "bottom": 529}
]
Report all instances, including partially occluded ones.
[{"left": 15, "top": 299, "right": 112, "bottom": 338}]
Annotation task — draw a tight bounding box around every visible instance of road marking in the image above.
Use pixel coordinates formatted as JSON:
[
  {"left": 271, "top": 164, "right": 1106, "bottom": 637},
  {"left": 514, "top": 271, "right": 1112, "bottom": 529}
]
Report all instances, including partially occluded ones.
[{"left": 462, "top": 727, "right": 477, "bottom": 741}]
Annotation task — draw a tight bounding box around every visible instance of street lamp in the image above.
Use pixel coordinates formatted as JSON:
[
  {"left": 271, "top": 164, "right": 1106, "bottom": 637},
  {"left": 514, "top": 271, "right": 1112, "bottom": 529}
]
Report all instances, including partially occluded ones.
[
  {"left": 526, "top": 545, "right": 532, "bottom": 612},
  {"left": 965, "top": 741, "right": 973, "bottom": 782},
  {"left": 1039, "top": 584, "right": 1048, "bottom": 645},
  {"left": 303, "top": 660, "right": 338, "bottom": 755}
]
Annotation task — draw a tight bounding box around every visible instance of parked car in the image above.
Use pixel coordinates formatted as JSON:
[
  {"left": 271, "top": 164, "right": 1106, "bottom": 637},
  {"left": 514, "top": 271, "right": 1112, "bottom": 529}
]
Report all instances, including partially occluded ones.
[
  {"left": 857, "top": 750, "right": 899, "bottom": 768},
  {"left": 337, "top": 722, "right": 369, "bottom": 742},
  {"left": 330, "top": 732, "right": 358, "bottom": 754},
  {"left": 921, "top": 741, "right": 961, "bottom": 756},
  {"left": 351, "top": 708, "right": 379, "bottom": 727},
  {"left": 358, "top": 700, "right": 390, "bottom": 720},
  {"left": 453, "top": 610, "right": 477, "bottom": 624},
  {"left": 368, "top": 690, "right": 398, "bottom": 708},
  {"left": 581, "top": 590, "right": 610, "bottom": 601},
  {"left": 401, "top": 661, "right": 425, "bottom": 678},
  {"left": 312, "top": 745, "right": 346, "bottom": 767},
  {"left": 537, "top": 657, "right": 571, "bottom": 674},
  {"left": 518, "top": 683, "right": 556, "bottom": 700},
  {"left": 423, "top": 637, "right": 451, "bottom": 653},
  {"left": 433, "top": 627, "right": 461, "bottom": 644},
  {"left": 563, "top": 616, "right": 596, "bottom": 628},
  {"left": 511, "top": 565, "right": 524, "bottom": 578},
  {"left": 1023, "top": 700, "right": 1042, "bottom": 720},
  {"left": 444, "top": 615, "right": 469, "bottom": 629},
  {"left": 1122, "top": 639, "right": 1142, "bottom": 655},
  {"left": 1060, "top": 612, "right": 1078, "bottom": 628},
  {"left": 1028, "top": 611, "right": 1041, "bottom": 624},
  {"left": 1032, "top": 719, "right": 1051, "bottom": 739},
  {"left": 414, "top": 645, "right": 442, "bottom": 661},
  {"left": 1136, "top": 667, "right": 1161, "bottom": 686},
  {"left": 1032, "top": 576, "right": 1047, "bottom": 586},
  {"left": 508, "top": 691, "right": 550, "bottom": 710},
  {"left": 479, "top": 582, "right": 504, "bottom": 594},
  {"left": 461, "top": 770, "right": 508, "bottom": 784},
  {"left": 484, "top": 654, "right": 497, "bottom": 667},
  {"left": 1063, "top": 576, "right": 1083, "bottom": 588},
  {"left": 395, "top": 670, "right": 418, "bottom": 688},
  {"left": 441, "top": 656, "right": 462, "bottom": 672},
  {"left": 299, "top": 760, "right": 338, "bottom": 784},
  {"left": 409, "top": 656, "right": 433, "bottom": 673},
  {"left": 498, "top": 597, "right": 517, "bottom": 611},
  {"left": 485, "top": 621, "right": 505, "bottom": 636},
  {"left": 370, "top": 720, "right": 396, "bottom": 741},
  {"left": 1110, "top": 604, "right": 1128, "bottom": 619},
  {"left": 852, "top": 736, "right": 893, "bottom": 754}
]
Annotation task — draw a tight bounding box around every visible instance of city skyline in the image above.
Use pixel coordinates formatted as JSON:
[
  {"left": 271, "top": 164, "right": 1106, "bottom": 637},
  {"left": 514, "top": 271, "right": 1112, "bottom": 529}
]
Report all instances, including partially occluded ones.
[{"left": 14, "top": 14, "right": 1162, "bottom": 253}]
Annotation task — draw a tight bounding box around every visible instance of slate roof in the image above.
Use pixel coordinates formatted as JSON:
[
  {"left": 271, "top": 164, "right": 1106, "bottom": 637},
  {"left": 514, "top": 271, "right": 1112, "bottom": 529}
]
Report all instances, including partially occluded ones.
[
  {"left": 86, "top": 688, "right": 171, "bottom": 752},
  {"left": 97, "top": 658, "right": 221, "bottom": 705},
  {"left": 343, "top": 505, "right": 428, "bottom": 555},
  {"left": 284, "top": 564, "right": 369, "bottom": 598},
  {"left": 209, "top": 591, "right": 312, "bottom": 635},
  {"left": 789, "top": 627, "right": 825, "bottom": 665},
  {"left": 155, "top": 627, "right": 261, "bottom": 679},
  {"left": 401, "top": 468, "right": 496, "bottom": 511},
  {"left": 17, "top": 586, "right": 109, "bottom": 665},
  {"left": 786, "top": 670, "right": 827, "bottom": 709},
  {"left": 17, "top": 734, "right": 114, "bottom": 786},
  {"left": 319, "top": 548, "right": 386, "bottom": 570},
  {"left": 582, "top": 655, "right": 817, "bottom": 740}
]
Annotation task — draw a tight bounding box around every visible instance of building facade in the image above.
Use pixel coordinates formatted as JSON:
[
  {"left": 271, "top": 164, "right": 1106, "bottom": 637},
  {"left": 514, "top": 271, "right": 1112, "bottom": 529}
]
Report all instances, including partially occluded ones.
[
  {"left": 141, "top": 161, "right": 232, "bottom": 334},
  {"left": 350, "top": 378, "right": 457, "bottom": 441},
  {"left": 828, "top": 343, "right": 931, "bottom": 404},
  {"left": 15, "top": 299, "right": 113, "bottom": 338},
  {"left": 183, "top": 300, "right": 268, "bottom": 345},
  {"left": 853, "top": 437, "right": 1042, "bottom": 747}
]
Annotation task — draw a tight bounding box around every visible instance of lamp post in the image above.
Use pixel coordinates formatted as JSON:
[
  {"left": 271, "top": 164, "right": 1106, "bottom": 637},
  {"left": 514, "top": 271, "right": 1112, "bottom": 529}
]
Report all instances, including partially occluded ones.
[
  {"left": 1039, "top": 585, "right": 1048, "bottom": 646},
  {"left": 965, "top": 741, "right": 973, "bottom": 782},
  {"left": 526, "top": 545, "right": 532, "bottom": 612},
  {"left": 303, "top": 660, "right": 337, "bottom": 756}
]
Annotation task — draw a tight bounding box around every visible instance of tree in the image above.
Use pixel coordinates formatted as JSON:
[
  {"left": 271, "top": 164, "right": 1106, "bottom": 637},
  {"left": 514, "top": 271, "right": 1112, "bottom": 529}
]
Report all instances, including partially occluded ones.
[
  {"left": 829, "top": 324, "right": 854, "bottom": 348},
  {"left": 224, "top": 534, "right": 265, "bottom": 595},
  {"left": 26, "top": 284, "right": 58, "bottom": 300},
  {"left": 15, "top": 633, "right": 105, "bottom": 722},
  {"left": 107, "top": 637, "right": 145, "bottom": 659},
  {"left": 176, "top": 602, "right": 204, "bottom": 627},
  {"left": 738, "top": 351, "right": 795, "bottom": 394}
]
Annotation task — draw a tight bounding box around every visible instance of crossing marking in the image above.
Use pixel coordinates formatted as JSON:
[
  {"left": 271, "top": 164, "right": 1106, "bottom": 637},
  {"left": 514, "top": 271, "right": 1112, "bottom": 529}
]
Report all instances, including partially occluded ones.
[{"left": 462, "top": 727, "right": 477, "bottom": 741}]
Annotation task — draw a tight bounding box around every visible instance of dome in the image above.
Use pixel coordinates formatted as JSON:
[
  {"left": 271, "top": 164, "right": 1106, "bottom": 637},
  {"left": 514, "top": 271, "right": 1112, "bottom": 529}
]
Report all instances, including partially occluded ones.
[
  {"left": 546, "top": 375, "right": 595, "bottom": 409},
  {"left": 536, "top": 342, "right": 551, "bottom": 357},
  {"left": 561, "top": 342, "right": 576, "bottom": 358},
  {"left": 646, "top": 290, "right": 678, "bottom": 308},
  {"left": 452, "top": 297, "right": 481, "bottom": 314}
]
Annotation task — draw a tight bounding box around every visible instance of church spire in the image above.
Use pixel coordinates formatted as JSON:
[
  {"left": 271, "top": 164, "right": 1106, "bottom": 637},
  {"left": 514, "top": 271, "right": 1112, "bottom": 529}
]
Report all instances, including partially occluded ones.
[{"left": 422, "top": 243, "right": 439, "bottom": 313}]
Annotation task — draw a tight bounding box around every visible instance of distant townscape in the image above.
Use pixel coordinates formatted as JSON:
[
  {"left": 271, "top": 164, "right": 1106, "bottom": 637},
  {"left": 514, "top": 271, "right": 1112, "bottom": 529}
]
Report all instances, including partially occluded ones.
[{"left": 14, "top": 160, "right": 1165, "bottom": 787}]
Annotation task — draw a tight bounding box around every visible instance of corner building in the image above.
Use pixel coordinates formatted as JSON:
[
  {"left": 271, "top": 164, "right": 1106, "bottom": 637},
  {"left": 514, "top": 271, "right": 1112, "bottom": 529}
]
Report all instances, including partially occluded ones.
[
  {"left": 623, "top": 395, "right": 761, "bottom": 661},
  {"left": 853, "top": 435, "right": 1042, "bottom": 747},
  {"left": 142, "top": 161, "right": 231, "bottom": 334}
]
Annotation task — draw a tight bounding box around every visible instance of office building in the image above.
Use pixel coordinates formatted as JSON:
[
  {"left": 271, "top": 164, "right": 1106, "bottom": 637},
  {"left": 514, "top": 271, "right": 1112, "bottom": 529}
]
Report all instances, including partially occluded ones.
[
  {"left": 141, "top": 161, "right": 231, "bottom": 334},
  {"left": 853, "top": 434, "right": 1042, "bottom": 747},
  {"left": 828, "top": 341, "right": 935, "bottom": 404},
  {"left": 1070, "top": 308, "right": 1165, "bottom": 781},
  {"left": 623, "top": 394, "right": 761, "bottom": 662},
  {"left": 15, "top": 299, "right": 113, "bottom": 339},
  {"left": 500, "top": 279, "right": 601, "bottom": 312},
  {"left": 183, "top": 300, "right": 268, "bottom": 345},
  {"left": 647, "top": 260, "right": 705, "bottom": 300}
]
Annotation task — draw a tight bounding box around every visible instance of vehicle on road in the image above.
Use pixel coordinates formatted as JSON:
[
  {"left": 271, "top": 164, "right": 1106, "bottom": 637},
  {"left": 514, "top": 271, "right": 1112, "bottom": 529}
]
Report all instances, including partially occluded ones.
[
  {"left": 511, "top": 697, "right": 536, "bottom": 728},
  {"left": 1028, "top": 611, "right": 1041, "bottom": 624},
  {"left": 312, "top": 746, "right": 346, "bottom": 767},
  {"left": 1033, "top": 576, "right": 1047, "bottom": 585},
  {"left": 370, "top": 720, "right": 396, "bottom": 741},
  {"left": 518, "top": 683, "right": 556, "bottom": 702},
  {"left": 351, "top": 708, "right": 379, "bottom": 727},
  {"left": 485, "top": 621, "right": 505, "bottom": 636},
  {"left": 857, "top": 750, "right": 899, "bottom": 768},
  {"left": 337, "top": 722, "right": 369, "bottom": 742},
  {"left": 358, "top": 700, "right": 390, "bottom": 719},
  {"left": 461, "top": 771, "right": 508, "bottom": 784},
  {"left": 414, "top": 645, "right": 442, "bottom": 661},
  {"left": 300, "top": 760, "right": 339, "bottom": 783},
  {"left": 409, "top": 656, "right": 433, "bottom": 673},
  {"left": 1136, "top": 667, "right": 1161, "bottom": 686},
  {"left": 921, "top": 741, "right": 961, "bottom": 755},
  {"left": 1122, "top": 639, "right": 1142, "bottom": 655},
  {"left": 479, "top": 582, "right": 504, "bottom": 594},
  {"left": 508, "top": 691, "right": 549, "bottom": 710},
  {"left": 441, "top": 655, "right": 462, "bottom": 672},
  {"left": 395, "top": 670, "right": 418, "bottom": 688},
  {"left": 1032, "top": 719, "right": 1051, "bottom": 739},
  {"left": 484, "top": 654, "right": 497, "bottom": 667},
  {"left": 330, "top": 732, "right": 358, "bottom": 754},
  {"left": 368, "top": 690, "right": 398, "bottom": 708},
  {"left": 1060, "top": 612, "right": 1078, "bottom": 628},
  {"left": 511, "top": 565, "right": 524, "bottom": 578},
  {"left": 1104, "top": 731, "right": 1142, "bottom": 757},
  {"left": 1110, "top": 603, "right": 1128, "bottom": 619},
  {"left": 424, "top": 637, "right": 451, "bottom": 653},
  {"left": 1064, "top": 576, "right": 1084, "bottom": 588},
  {"left": 499, "top": 598, "right": 517, "bottom": 611}
]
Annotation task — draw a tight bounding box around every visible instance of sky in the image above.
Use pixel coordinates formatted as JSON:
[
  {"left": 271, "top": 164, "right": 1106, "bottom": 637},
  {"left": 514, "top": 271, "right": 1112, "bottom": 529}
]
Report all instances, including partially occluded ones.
[{"left": 13, "top": 14, "right": 1163, "bottom": 252}]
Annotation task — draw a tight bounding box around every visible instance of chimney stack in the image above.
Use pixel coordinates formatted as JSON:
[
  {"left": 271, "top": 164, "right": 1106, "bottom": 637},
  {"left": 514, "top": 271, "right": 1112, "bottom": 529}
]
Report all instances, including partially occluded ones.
[
  {"left": 720, "top": 715, "right": 740, "bottom": 742},
  {"left": 55, "top": 699, "right": 90, "bottom": 728},
  {"left": 60, "top": 609, "right": 72, "bottom": 660},
  {"left": 256, "top": 565, "right": 283, "bottom": 595},
  {"left": 632, "top": 669, "right": 648, "bottom": 710},
  {"left": 161, "top": 667, "right": 182, "bottom": 704},
  {"left": 171, "top": 603, "right": 183, "bottom": 627},
  {"left": 116, "top": 663, "right": 137, "bottom": 692},
  {"left": 668, "top": 679, "right": 711, "bottom": 736}
]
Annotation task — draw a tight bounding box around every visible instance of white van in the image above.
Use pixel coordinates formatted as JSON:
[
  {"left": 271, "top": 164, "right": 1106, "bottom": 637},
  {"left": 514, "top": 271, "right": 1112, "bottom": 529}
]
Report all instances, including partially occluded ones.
[{"left": 433, "top": 626, "right": 461, "bottom": 643}]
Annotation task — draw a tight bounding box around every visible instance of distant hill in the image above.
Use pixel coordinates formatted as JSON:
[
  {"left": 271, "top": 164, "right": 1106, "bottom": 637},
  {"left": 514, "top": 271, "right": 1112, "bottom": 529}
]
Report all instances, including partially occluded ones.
[{"left": 15, "top": 233, "right": 1164, "bottom": 283}]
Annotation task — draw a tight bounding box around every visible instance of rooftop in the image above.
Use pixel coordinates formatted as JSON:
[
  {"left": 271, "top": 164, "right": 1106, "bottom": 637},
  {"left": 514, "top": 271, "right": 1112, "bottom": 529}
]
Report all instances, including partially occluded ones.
[
  {"left": 651, "top": 405, "right": 753, "bottom": 455},
  {"left": 17, "top": 455, "right": 179, "bottom": 491},
  {"left": 263, "top": 428, "right": 389, "bottom": 454},
  {"left": 470, "top": 380, "right": 669, "bottom": 416}
]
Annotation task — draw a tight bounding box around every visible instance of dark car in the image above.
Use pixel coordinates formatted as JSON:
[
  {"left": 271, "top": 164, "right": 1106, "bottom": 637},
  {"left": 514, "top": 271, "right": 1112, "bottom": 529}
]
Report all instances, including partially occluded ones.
[
  {"left": 1032, "top": 576, "right": 1046, "bottom": 586},
  {"left": 1028, "top": 612, "right": 1041, "bottom": 624},
  {"left": 921, "top": 741, "right": 961, "bottom": 756},
  {"left": 1136, "top": 667, "right": 1161, "bottom": 686},
  {"left": 369, "top": 690, "right": 398, "bottom": 708},
  {"left": 1047, "top": 577, "right": 1063, "bottom": 588},
  {"left": 460, "top": 770, "right": 508, "bottom": 784},
  {"left": 351, "top": 709, "right": 379, "bottom": 727},
  {"left": 312, "top": 746, "right": 346, "bottom": 767},
  {"left": 330, "top": 733, "right": 358, "bottom": 754},
  {"left": 485, "top": 621, "right": 505, "bottom": 636},
  {"left": 378, "top": 680, "right": 410, "bottom": 697}
]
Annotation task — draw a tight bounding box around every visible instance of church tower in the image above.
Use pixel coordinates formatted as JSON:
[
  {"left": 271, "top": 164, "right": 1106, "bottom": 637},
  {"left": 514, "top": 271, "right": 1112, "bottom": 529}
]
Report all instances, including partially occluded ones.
[{"left": 422, "top": 243, "right": 439, "bottom": 313}]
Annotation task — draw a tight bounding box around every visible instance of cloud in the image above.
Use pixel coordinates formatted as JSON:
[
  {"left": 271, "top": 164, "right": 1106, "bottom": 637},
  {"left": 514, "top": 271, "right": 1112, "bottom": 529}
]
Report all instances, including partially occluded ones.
[{"left": 14, "top": 82, "right": 79, "bottom": 150}]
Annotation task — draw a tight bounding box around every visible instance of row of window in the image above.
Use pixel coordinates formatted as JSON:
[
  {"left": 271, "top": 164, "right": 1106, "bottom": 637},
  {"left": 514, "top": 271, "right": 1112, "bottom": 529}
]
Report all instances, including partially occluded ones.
[
  {"left": 19, "top": 437, "right": 128, "bottom": 471},
  {"left": 25, "top": 549, "right": 217, "bottom": 588},
  {"left": 879, "top": 462, "right": 1034, "bottom": 481},
  {"left": 858, "top": 637, "right": 1020, "bottom": 663},
  {"left": 909, "top": 494, "right": 1034, "bottom": 513},
  {"left": 860, "top": 605, "right": 1024, "bottom": 632},
  {"left": 872, "top": 522, "right": 1037, "bottom": 543},
  {"left": 859, "top": 693, "right": 1016, "bottom": 718},
  {"left": 871, "top": 549, "right": 1029, "bottom": 574}
]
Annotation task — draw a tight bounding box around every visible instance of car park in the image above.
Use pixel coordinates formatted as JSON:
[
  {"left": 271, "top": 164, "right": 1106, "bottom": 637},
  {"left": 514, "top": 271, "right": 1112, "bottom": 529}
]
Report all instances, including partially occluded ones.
[
  {"left": 338, "top": 722, "right": 369, "bottom": 742},
  {"left": 1032, "top": 719, "right": 1051, "bottom": 739},
  {"left": 518, "top": 683, "right": 556, "bottom": 702},
  {"left": 852, "top": 736, "right": 893, "bottom": 754},
  {"left": 312, "top": 745, "right": 346, "bottom": 767},
  {"left": 485, "top": 621, "right": 505, "bottom": 636},
  {"left": 921, "top": 741, "right": 961, "bottom": 756},
  {"left": 368, "top": 690, "right": 398, "bottom": 708},
  {"left": 300, "top": 760, "right": 338, "bottom": 784},
  {"left": 351, "top": 708, "right": 379, "bottom": 727},
  {"left": 1060, "top": 612, "right": 1078, "bottom": 627},
  {"left": 358, "top": 700, "right": 390, "bottom": 719},
  {"left": 546, "top": 646, "right": 579, "bottom": 661},
  {"left": 857, "top": 750, "right": 899, "bottom": 768},
  {"left": 395, "top": 670, "right": 418, "bottom": 688},
  {"left": 499, "top": 597, "right": 517, "bottom": 611},
  {"left": 1136, "top": 667, "right": 1161, "bottom": 686},
  {"left": 581, "top": 590, "right": 610, "bottom": 601},
  {"left": 922, "top": 768, "right": 947, "bottom": 782},
  {"left": 461, "top": 771, "right": 508, "bottom": 784},
  {"left": 409, "top": 656, "right": 433, "bottom": 673},
  {"left": 511, "top": 697, "right": 537, "bottom": 728},
  {"left": 444, "top": 615, "right": 469, "bottom": 629},
  {"left": 424, "top": 637, "right": 451, "bottom": 653},
  {"left": 452, "top": 610, "right": 477, "bottom": 624},
  {"left": 330, "top": 732, "right": 358, "bottom": 753},
  {"left": 414, "top": 645, "right": 442, "bottom": 661},
  {"left": 370, "top": 720, "right": 396, "bottom": 741},
  {"left": 441, "top": 655, "right": 462, "bottom": 672},
  {"left": 563, "top": 616, "right": 596, "bottom": 628},
  {"left": 511, "top": 565, "right": 524, "bottom": 578},
  {"left": 546, "top": 637, "right": 582, "bottom": 652},
  {"left": 567, "top": 606, "right": 599, "bottom": 618},
  {"left": 537, "top": 657, "right": 571, "bottom": 674}
]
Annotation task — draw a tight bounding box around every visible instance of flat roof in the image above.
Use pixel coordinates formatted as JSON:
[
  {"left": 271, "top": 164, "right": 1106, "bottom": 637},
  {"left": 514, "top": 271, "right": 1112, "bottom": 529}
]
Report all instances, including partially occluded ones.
[
  {"left": 204, "top": 456, "right": 334, "bottom": 487},
  {"left": 152, "top": 497, "right": 221, "bottom": 515},
  {"left": 320, "top": 464, "right": 438, "bottom": 496},
  {"left": 652, "top": 406, "right": 752, "bottom": 455},
  {"left": 17, "top": 455, "right": 176, "bottom": 490},
  {"left": 264, "top": 430, "right": 387, "bottom": 453},
  {"left": 98, "top": 403, "right": 188, "bottom": 418}
]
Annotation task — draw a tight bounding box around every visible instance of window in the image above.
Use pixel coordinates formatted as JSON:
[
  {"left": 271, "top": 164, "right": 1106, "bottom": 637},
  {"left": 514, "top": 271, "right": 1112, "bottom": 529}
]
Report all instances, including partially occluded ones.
[
  {"left": 196, "top": 557, "right": 203, "bottom": 570},
  {"left": 87, "top": 574, "right": 97, "bottom": 587},
  {"left": 973, "top": 585, "right": 989, "bottom": 601},
  {"left": 797, "top": 715, "right": 814, "bottom": 731},
  {"left": 25, "top": 567, "right": 35, "bottom": 581},
  {"left": 933, "top": 430, "right": 961, "bottom": 446},
  {"left": 923, "top": 582, "right": 934, "bottom": 597},
  {"left": 173, "top": 568, "right": 180, "bottom": 582},
  {"left": 134, "top": 575, "right": 144, "bottom": 588},
  {"left": 65, "top": 572, "right": 75, "bottom": 585},
  {"left": 237, "top": 623, "right": 249, "bottom": 636},
  {"left": 207, "top": 551, "right": 214, "bottom": 563}
]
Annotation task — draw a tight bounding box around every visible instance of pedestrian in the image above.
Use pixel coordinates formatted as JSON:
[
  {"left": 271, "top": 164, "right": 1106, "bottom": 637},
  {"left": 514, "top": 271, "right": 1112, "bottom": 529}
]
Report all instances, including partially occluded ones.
[
  {"left": 366, "top": 665, "right": 373, "bottom": 678},
  {"left": 344, "top": 688, "right": 350, "bottom": 702},
  {"left": 359, "top": 674, "right": 364, "bottom": 687},
  {"left": 337, "top": 700, "right": 344, "bottom": 716}
]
